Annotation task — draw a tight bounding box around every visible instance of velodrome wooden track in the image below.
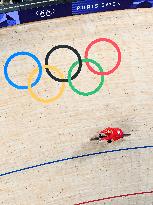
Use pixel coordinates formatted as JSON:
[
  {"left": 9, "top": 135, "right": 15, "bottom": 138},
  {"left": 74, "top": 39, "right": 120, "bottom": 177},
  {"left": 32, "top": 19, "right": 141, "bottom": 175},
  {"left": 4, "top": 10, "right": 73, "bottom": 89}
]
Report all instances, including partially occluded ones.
[{"left": 0, "top": 8, "right": 153, "bottom": 205}]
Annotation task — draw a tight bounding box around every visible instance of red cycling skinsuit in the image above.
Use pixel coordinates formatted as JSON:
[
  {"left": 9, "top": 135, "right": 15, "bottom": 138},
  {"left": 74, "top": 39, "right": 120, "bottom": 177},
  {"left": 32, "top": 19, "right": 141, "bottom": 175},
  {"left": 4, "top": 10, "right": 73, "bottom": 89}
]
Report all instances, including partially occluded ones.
[{"left": 99, "top": 127, "right": 124, "bottom": 141}]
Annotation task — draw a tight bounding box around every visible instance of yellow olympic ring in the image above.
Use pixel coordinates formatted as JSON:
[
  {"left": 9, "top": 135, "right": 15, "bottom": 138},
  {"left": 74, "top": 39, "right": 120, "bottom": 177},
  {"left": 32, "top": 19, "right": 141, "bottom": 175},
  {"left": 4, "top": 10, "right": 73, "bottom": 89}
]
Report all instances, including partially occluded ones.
[{"left": 27, "top": 65, "right": 66, "bottom": 104}]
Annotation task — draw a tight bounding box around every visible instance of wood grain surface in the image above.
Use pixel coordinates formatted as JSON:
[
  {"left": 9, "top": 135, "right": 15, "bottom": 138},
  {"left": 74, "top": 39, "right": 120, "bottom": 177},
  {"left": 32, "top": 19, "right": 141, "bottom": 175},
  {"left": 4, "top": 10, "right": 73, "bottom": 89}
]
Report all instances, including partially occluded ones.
[{"left": 0, "top": 8, "right": 153, "bottom": 205}]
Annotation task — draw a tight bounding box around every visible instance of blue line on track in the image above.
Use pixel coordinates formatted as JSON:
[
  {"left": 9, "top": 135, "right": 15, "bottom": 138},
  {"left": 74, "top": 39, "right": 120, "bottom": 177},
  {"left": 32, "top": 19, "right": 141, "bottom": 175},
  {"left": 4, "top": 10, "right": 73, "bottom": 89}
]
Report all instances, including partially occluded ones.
[{"left": 0, "top": 145, "right": 153, "bottom": 177}]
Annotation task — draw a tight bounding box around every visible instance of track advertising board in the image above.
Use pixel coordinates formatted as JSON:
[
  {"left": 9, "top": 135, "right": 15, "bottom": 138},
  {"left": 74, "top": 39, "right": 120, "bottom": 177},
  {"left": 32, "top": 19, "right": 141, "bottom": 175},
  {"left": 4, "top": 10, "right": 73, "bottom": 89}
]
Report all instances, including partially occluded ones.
[{"left": 0, "top": 0, "right": 153, "bottom": 28}]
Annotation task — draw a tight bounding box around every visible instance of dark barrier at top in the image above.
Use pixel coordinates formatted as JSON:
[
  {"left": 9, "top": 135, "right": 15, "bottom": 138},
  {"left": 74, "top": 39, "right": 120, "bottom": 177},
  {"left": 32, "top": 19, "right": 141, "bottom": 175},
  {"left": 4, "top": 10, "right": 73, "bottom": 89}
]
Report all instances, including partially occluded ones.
[
  {"left": 72, "top": 0, "right": 153, "bottom": 14},
  {"left": 19, "top": 2, "right": 72, "bottom": 24},
  {"left": 0, "top": 0, "right": 153, "bottom": 29}
]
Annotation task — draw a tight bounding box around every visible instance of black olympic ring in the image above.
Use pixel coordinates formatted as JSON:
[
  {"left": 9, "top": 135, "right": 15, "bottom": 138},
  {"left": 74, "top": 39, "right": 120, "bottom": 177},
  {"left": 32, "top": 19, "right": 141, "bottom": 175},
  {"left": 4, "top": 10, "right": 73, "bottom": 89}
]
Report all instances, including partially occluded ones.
[{"left": 45, "top": 45, "right": 82, "bottom": 82}]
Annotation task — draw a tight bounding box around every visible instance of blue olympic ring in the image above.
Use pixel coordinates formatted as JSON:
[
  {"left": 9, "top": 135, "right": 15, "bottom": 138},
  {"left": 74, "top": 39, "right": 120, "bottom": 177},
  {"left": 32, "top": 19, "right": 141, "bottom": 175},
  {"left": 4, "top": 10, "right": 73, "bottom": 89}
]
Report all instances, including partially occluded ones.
[{"left": 4, "top": 51, "right": 43, "bottom": 90}]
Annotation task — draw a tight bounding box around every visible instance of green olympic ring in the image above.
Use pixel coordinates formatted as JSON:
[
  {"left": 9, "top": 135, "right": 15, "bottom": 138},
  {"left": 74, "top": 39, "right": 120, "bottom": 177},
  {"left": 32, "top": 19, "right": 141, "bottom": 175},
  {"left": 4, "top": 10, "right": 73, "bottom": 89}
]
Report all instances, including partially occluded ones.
[{"left": 68, "top": 58, "right": 104, "bottom": 96}]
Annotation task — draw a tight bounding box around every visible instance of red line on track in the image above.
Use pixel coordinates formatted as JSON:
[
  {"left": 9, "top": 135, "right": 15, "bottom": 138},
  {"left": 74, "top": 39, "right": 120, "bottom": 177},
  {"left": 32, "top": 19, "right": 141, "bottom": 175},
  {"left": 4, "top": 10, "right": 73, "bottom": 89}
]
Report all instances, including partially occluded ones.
[{"left": 74, "top": 190, "right": 153, "bottom": 205}]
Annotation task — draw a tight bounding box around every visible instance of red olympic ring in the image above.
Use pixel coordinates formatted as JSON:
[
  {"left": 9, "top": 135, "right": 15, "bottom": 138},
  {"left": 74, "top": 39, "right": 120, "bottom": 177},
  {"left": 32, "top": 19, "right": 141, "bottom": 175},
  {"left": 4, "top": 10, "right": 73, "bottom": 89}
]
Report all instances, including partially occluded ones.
[{"left": 84, "top": 38, "right": 122, "bottom": 76}]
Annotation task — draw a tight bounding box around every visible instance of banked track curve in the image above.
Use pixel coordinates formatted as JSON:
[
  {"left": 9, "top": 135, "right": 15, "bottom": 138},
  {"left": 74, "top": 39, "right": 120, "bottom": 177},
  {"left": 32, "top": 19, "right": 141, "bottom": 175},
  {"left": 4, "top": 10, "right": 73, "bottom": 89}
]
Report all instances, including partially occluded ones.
[
  {"left": 74, "top": 190, "right": 153, "bottom": 204},
  {"left": 0, "top": 145, "right": 153, "bottom": 177}
]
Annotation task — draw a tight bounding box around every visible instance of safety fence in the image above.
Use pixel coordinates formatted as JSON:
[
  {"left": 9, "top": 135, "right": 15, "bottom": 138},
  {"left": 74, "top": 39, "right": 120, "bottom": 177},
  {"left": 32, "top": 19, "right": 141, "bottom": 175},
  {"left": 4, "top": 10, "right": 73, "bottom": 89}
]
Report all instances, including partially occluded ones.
[{"left": 0, "top": 0, "right": 153, "bottom": 29}]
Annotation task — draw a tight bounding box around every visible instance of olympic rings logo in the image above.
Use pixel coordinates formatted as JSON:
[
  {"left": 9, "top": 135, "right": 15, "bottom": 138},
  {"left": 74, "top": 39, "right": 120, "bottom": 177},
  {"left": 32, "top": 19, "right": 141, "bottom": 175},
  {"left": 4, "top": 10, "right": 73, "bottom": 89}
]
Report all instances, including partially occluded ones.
[{"left": 3, "top": 38, "right": 121, "bottom": 104}]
